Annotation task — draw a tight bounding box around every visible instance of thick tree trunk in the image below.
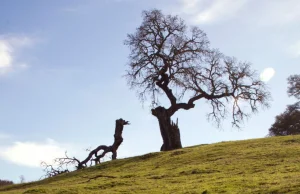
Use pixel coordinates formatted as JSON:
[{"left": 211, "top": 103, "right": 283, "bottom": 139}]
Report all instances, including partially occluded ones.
[
  {"left": 152, "top": 106, "right": 182, "bottom": 151},
  {"left": 111, "top": 119, "right": 126, "bottom": 160}
]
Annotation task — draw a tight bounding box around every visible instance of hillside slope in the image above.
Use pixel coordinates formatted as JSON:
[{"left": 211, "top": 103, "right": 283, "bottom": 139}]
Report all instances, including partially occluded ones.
[{"left": 1, "top": 135, "right": 300, "bottom": 194}]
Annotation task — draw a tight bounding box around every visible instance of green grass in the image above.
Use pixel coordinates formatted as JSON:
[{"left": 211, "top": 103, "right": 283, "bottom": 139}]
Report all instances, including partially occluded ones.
[{"left": 1, "top": 135, "right": 300, "bottom": 194}]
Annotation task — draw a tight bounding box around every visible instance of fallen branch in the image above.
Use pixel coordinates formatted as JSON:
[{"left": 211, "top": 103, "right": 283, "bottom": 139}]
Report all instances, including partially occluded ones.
[{"left": 41, "top": 118, "right": 129, "bottom": 179}]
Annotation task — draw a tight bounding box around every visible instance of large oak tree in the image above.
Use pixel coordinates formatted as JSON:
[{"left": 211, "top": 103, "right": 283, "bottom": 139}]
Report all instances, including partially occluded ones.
[{"left": 125, "top": 9, "right": 271, "bottom": 151}]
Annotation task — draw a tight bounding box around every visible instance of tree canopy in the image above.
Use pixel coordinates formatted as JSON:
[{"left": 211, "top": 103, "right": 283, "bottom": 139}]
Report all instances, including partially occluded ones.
[
  {"left": 125, "top": 9, "right": 271, "bottom": 150},
  {"left": 287, "top": 74, "right": 300, "bottom": 100},
  {"left": 125, "top": 10, "right": 270, "bottom": 127},
  {"left": 268, "top": 74, "right": 300, "bottom": 136},
  {"left": 268, "top": 102, "right": 300, "bottom": 136}
]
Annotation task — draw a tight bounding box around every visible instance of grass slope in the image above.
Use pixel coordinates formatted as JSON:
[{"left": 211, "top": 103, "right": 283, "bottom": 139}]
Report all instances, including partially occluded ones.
[{"left": 1, "top": 135, "right": 300, "bottom": 194}]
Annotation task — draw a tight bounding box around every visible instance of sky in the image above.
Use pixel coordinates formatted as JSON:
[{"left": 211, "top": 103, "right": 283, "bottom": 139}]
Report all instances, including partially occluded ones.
[{"left": 0, "top": 0, "right": 299, "bottom": 183}]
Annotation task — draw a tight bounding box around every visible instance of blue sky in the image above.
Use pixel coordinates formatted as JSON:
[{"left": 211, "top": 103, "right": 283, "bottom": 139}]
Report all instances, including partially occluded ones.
[{"left": 0, "top": 0, "right": 299, "bottom": 182}]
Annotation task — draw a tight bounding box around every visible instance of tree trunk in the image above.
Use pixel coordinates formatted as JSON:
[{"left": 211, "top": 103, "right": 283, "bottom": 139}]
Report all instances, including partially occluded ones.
[
  {"left": 77, "top": 119, "right": 129, "bottom": 168},
  {"left": 152, "top": 106, "right": 182, "bottom": 151}
]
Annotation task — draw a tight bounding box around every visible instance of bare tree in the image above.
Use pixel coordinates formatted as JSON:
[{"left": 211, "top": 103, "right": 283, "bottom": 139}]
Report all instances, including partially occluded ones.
[
  {"left": 41, "top": 118, "right": 129, "bottom": 179},
  {"left": 19, "top": 175, "right": 25, "bottom": 184},
  {"left": 287, "top": 74, "right": 300, "bottom": 100},
  {"left": 125, "top": 9, "right": 271, "bottom": 151},
  {"left": 40, "top": 161, "right": 69, "bottom": 179}
]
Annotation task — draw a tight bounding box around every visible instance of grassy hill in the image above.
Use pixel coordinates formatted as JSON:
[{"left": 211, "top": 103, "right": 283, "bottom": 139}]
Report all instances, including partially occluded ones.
[{"left": 1, "top": 135, "right": 300, "bottom": 194}]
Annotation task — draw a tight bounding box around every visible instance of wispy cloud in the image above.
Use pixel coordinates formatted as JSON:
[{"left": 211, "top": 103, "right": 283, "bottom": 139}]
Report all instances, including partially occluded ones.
[
  {"left": 61, "top": 7, "right": 81, "bottom": 13},
  {"left": 0, "top": 139, "right": 72, "bottom": 168},
  {"left": 175, "top": 0, "right": 248, "bottom": 24},
  {"left": 0, "top": 35, "right": 34, "bottom": 76},
  {"left": 170, "top": 0, "right": 300, "bottom": 26}
]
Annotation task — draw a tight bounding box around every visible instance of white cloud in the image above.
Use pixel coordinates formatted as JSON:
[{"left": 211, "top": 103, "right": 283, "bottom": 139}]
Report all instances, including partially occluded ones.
[
  {"left": 176, "top": 0, "right": 248, "bottom": 24},
  {"left": 0, "top": 35, "right": 34, "bottom": 76},
  {"left": 0, "top": 139, "right": 70, "bottom": 168},
  {"left": 0, "top": 41, "right": 13, "bottom": 73},
  {"left": 260, "top": 67, "right": 275, "bottom": 82},
  {"left": 171, "top": 0, "right": 300, "bottom": 26}
]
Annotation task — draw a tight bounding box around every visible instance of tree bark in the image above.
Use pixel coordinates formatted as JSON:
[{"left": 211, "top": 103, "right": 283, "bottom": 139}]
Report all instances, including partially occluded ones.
[
  {"left": 152, "top": 106, "right": 182, "bottom": 151},
  {"left": 111, "top": 119, "right": 127, "bottom": 160}
]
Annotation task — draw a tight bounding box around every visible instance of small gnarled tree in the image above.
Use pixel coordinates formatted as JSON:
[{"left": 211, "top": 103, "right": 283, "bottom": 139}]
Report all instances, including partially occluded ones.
[
  {"left": 41, "top": 118, "right": 129, "bottom": 179},
  {"left": 125, "top": 9, "right": 271, "bottom": 151}
]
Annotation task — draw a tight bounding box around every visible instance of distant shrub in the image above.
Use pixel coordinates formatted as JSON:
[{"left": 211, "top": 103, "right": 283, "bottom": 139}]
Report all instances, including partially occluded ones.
[
  {"left": 268, "top": 102, "right": 300, "bottom": 136},
  {"left": 0, "top": 179, "right": 14, "bottom": 187},
  {"left": 268, "top": 74, "right": 300, "bottom": 137}
]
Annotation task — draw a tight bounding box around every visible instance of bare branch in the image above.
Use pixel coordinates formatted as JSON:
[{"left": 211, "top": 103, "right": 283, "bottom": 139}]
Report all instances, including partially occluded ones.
[
  {"left": 124, "top": 9, "right": 209, "bottom": 107},
  {"left": 40, "top": 119, "right": 130, "bottom": 179},
  {"left": 40, "top": 161, "right": 69, "bottom": 179},
  {"left": 125, "top": 9, "right": 271, "bottom": 129}
]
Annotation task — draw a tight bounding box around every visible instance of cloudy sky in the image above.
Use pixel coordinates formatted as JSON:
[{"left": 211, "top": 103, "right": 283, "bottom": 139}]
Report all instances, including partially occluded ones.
[{"left": 0, "top": 0, "right": 299, "bottom": 182}]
